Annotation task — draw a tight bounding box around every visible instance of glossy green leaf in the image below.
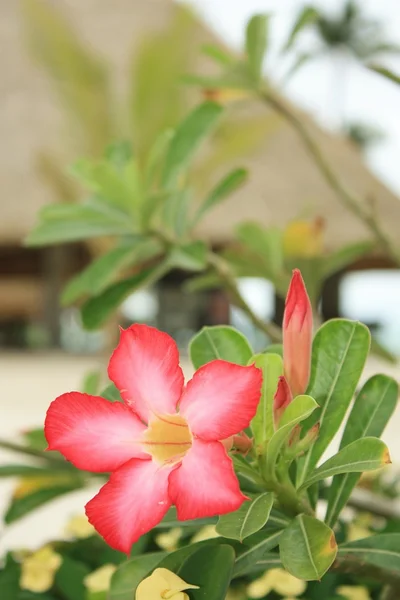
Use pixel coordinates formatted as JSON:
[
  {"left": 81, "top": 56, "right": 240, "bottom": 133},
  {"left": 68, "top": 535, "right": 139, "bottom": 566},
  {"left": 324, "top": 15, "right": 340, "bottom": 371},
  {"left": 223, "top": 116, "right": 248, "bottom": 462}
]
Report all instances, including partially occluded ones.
[
  {"left": 109, "top": 552, "right": 166, "bottom": 600},
  {"left": 279, "top": 515, "right": 337, "bottom": 580},
  {"left": 299, "top": 437, "right": 390, "bottom": 491},
  {"left": 236, "top": 552, "right": 282, "bottom": 577},
  {"left": 81, "top": 263, "right": 169, "bottom": 330},
  {"left": 233, "top": 530, "right": 283, "bottom": 577},
  {"left": 162, "top": 101, "right": 223, "bottom": 188},
  {"left": 250, "top": 353, "right": 283, "bottom": 450},
  {"left": 189, "top": 325, "right": 253, "bottom": 369},
  {"left": 246, "top": 14, "right": 269, "bottom": 83},
  {"left": 193, "top": 168, "right": 248, "bottom": 225},
  {"left": 283, "top": 6, "right": 320, "bottom": 52},
  {"left": 156, "top": 508, "right": 217, "bottom": 530},
  {"left": 265, "top": 395, "right": 319, "bottom": 480},
  {"left": 5, "top": 482, "right": 83, "bottom": 523},
  {"left": 326, "top": 374, "right": 398, "bottom": 526},
  {"left": 54, "top": 556, "right": 89, "bottom": 600},
  {"left": 168, "top": 241, "right": 208, "bottom": 272},
  {"left": 338, "top": 533, "right": 400, "bottom": 571},
  {"left": 101, "top": 382, "right": 123, "bottom": 403},
  {"left": 369, "top": 63, "right": 400, "bottom": 86},
  {"left": 216, "top": 493, "right": 273, "bottom": 541},
  {"left": 176, "top": 545, "right": 235, "bottom": 600},
  {"left": 296, "top": 319, "right": 370, "bottom": 486},
  {"left": 21, "top": 428, "right": 47, "bottom": 451}
]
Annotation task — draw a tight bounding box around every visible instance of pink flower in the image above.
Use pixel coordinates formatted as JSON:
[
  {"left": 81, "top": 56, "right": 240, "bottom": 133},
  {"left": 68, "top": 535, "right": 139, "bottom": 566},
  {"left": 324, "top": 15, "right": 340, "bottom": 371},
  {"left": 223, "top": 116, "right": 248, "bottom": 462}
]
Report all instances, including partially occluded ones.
[
  {"left": 283, "top": 269, "right": 313, "bottom": 397},
  {"left": 45, "top": 325, "right": 262, "bottom": 554}
]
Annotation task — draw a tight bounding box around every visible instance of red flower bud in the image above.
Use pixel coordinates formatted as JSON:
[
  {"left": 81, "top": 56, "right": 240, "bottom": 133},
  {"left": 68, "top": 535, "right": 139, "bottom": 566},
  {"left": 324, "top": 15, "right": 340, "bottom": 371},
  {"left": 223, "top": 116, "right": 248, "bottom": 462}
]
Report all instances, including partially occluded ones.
[
  {"left": 283, "top": 269, "right": 313, "bottom": 397},
  {"left": 273, "top": 375, "right": 293, "bottom": 428}
]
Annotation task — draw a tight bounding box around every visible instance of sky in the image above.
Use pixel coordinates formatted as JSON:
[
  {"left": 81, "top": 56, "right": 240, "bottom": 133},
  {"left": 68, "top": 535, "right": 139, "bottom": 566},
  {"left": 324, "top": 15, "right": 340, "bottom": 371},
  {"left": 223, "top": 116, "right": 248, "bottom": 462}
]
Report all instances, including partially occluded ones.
[{"left": 185, "top": 0, "right": 400, "bottom": 195}]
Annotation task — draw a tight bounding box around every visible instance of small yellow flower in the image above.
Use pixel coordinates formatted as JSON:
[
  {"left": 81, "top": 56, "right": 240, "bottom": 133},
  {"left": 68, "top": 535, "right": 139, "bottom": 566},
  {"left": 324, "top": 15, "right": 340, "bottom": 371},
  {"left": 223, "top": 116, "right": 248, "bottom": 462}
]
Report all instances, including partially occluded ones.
[
  {"left": 155, "top": 527, "right": 183, "bottom": 551},
  {"left": 20, "top": 546, "right": 62, "bottom": 593},
  {"left": 65, "top": 514, "right": 96, "bottom": 539},
  {"left": 84, "top": 564, "right": 117, "bottom": 593},
  {"left": 190, "top": 525, "right": 220, "bottom": 543},
  {"left": 247, "top": 568, "right": 306, "bottom": 599},
  {"left": 337, "top": 585, "right": 371, "bottom": 600},
  {"left": 136, "top": 568, "right": 199, "bottom": 600},
  {"left": 283, "top": 218, "right": 324, "bottom": 258}
]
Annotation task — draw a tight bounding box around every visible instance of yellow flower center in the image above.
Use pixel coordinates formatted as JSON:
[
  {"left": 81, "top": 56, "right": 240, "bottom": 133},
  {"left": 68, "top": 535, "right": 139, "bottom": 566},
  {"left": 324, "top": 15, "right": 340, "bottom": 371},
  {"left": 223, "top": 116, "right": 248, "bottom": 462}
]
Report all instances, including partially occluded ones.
[{"left": 142, "top": 414, "right": 192, "bottom": 465}]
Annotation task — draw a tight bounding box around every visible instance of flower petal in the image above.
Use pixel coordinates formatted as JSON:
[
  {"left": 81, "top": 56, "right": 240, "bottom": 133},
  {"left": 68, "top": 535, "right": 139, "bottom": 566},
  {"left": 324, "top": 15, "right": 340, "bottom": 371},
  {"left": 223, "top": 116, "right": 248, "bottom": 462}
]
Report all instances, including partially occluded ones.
[
  {"left": 45, "top": 392, "right": 147, "bottom": 472},
  {"left": 179, "top": 360, "right": 262, "bottom": 440},
  {"left": 168, "top": 439, "right": 246, "bottom": 520},
  {"left": 85, "top": 458, "right": 172, "bottom": 553},
  {"left": 108, "top": 325, "right": 184, "bottom": 423}
]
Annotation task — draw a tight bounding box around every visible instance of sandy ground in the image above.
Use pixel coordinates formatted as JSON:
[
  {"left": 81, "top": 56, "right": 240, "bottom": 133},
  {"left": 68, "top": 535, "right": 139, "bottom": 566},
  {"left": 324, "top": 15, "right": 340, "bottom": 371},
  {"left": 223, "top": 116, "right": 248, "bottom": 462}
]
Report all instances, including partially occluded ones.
[{"left": 1, "top": 352, "right": 400, "bottom": 554}]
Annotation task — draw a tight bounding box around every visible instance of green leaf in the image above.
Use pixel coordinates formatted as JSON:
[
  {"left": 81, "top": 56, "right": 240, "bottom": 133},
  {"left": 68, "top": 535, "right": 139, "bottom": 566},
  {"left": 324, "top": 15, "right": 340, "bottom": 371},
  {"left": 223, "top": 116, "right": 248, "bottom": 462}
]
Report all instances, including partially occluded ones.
[
  {"left": 246, "top": 14, "right": 269, "bottom": 83},
  {"left": 216, "top": 493, "right": 274, "bottom": 541},
  {"left": 232, "top": 531, "right": 283, "bottom": 577},
  {"left": 250, "top": 353, "right": 283, "bottom": 450},
  {"left": 326, "top": 374, "right": 398, "bottom": 526},
  {"left": 264, "top": 343, "right": 283, "bottom": 357},
  {"left": 101, "top": 382, "right": 123, "bottom": 403},
  {"left": 144, "top": 129, "right": 174, "bottom": 190},
  {"left": 81, "top": 370, "right": 101, "bottom": 395},
  {"left": 0, "top": 554, "right": 21, "bottom": 600},
  {"left": 5, "top": 482, "right": 83, "bottom": 523},
  {"left": 21, "top": 428, "right": 47, "bottom": 451},
  {"left": 162, "top": 101, "right": 223, "bottom": 188},
  {"left": 54, "top": 556, "right": 89, "bottom": 600},
  {"left": 157, "top": 508, "right": 217, "bottom": 530},
  {"left": 265, "top": 395, "right": 319, "bottom": 480},
  {"left": 283, "top": 6, "right": 320, "bottom": 52},
  {"left": 279, "top": 515, "right": 337, "bottom": 580},
  {"left": 25, "top": 202, "right": 134, "bottom": 246},
  {"left": 81, "top": 263, "right": 169, "bottom": 330},
  {"left": 168, "top": 241, "right": 208, "bottom": 272},
  {"left": 299, "top": 437, "right": 390, "bottom": 491},
  {"left": 189, "top": 325, "right": 253, "bottom": 369},
  {"left": 338, "top": 533, "right": 400, "bottom": 571},
  {"left": 62, "top": 238, "right": 162, "bottom": 304},
  {"left": 236, "top": 552, "right": 282, "bottom": 577},
  {"left": 322, "top": 241, "right": 374, "bottom": 278},
  {"left": 369, "top": 63, "right": 400, "bottom": 86},
  {"left": 296, "top": 319, "right": 370, "bottom": 486},
  {"left": 109, "top": 552, "right": 166, "bottom": 600},
  {"left": 201, "top": 44, "right": 234, "bottom": 66},
  {"left": 236, "top": 222, "right": 285, "bottom": 285},
  {"left": 193, "top": 168, "right": 248, "bottom": 225},
  {"left": 0, "top": 465, "right": 62, "bottom": 477},
  {"left": 176, "top": 544, "right": 235, "bottom": 600}
]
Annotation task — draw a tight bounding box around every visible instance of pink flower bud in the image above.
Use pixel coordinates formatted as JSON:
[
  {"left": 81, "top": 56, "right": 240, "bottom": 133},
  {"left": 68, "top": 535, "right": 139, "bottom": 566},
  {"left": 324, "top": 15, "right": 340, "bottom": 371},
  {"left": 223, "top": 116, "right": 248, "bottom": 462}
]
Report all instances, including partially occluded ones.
[
  {"left": 273, "top": 376, "right": 293, "bottom": 428},
  {"left": 283, "top": 269, "right": 313, "bottom": 397}
]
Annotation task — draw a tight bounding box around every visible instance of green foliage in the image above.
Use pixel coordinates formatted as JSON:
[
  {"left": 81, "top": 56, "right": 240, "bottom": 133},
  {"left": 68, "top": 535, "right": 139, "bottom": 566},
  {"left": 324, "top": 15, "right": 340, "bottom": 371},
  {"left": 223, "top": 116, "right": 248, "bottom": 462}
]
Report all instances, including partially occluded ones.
[
  {"left": 189, "top": 325, "right": 253, "bottom": 369},
  {"left": 326, "top": 374, "right": 398, "bottom": 526},
  {"left": 250, "top": 353, "right": 283, "bottom": 450},
  {"left": 338, "top": 534, "right": 400, "bottom": 571},
  {"left": 216, "top": 493, "right": 274, "bottom": 541},
  {"left": 296, "top": 319, "right": 371, "bottom": 486},
  {"left": 279, "top": 515, "right": 337, "bottom": 580},
  {"left": 245, "top": 15, "right": 270, "bottom": 84}
]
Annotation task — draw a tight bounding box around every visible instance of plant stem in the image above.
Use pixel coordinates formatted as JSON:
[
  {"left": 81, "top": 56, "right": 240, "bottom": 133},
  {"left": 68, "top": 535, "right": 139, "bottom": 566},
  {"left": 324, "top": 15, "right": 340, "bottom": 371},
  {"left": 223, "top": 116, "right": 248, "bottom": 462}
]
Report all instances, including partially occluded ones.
[
  {"left": 207, "top": 251, "right": 282, "bottom": 342},
  {"left": 259, "top": 89, "right": 400, "bottom": 265}
]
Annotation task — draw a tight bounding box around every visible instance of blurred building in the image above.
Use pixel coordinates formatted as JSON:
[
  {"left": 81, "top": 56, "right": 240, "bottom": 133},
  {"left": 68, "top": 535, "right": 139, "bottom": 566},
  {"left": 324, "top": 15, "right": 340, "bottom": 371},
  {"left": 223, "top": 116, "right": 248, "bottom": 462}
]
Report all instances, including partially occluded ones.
[{"left": 1, "top": 0, "right": 400, "bottom": 351}]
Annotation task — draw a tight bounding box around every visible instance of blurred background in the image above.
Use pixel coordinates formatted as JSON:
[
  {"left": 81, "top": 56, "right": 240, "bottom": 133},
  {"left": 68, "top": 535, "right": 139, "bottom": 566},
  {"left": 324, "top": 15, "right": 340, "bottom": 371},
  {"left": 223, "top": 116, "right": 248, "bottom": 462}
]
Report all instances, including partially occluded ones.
[{"left": 2, "top": 0, "right": 400, "bottom": 552}]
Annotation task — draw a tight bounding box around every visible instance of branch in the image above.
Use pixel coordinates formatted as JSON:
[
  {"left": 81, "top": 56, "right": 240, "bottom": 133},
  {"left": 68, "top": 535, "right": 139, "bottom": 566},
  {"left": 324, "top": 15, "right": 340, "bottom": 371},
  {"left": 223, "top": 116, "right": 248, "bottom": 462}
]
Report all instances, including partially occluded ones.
[
  {"left": 207, "top": 251, "right": 282, "bottom": 342},
  {"left": 260, "top": 90, "right": 400, "bottom": 265}
]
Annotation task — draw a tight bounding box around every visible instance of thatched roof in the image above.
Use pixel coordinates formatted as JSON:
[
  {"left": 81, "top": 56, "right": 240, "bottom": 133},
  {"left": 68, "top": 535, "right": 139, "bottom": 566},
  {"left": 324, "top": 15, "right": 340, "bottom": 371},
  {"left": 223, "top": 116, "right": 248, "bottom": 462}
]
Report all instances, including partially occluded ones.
[{"left": 1, "top": 0, "right": 400, "bottom": 251}]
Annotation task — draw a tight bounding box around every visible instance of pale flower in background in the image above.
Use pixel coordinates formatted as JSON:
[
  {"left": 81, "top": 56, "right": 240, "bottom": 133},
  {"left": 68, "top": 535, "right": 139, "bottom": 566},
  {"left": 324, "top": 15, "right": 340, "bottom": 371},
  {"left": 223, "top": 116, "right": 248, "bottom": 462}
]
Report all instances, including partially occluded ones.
[
  {"left": 247, "top": 568, "right": 306, "bottom": 598},
  {"left": 337, "top": 585, "right": 371, "bottom": 600},
  {"left": 84, "top": 564, "right": 117, "bottom": 593},
  {"left": 190, "top": 525, "right": 220, "bottom": 543},
  {"left": 20, "top": 546, "right": 62, "bottom": 593},
  {"left": 155, "top": 527, "right": 183, "bottom": 551},
  {"left": 136, "top": 568, "right": 199, "bottom": 600},
  {"left": 65, "top": 514, "right": 96, "bottom": 539}
]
